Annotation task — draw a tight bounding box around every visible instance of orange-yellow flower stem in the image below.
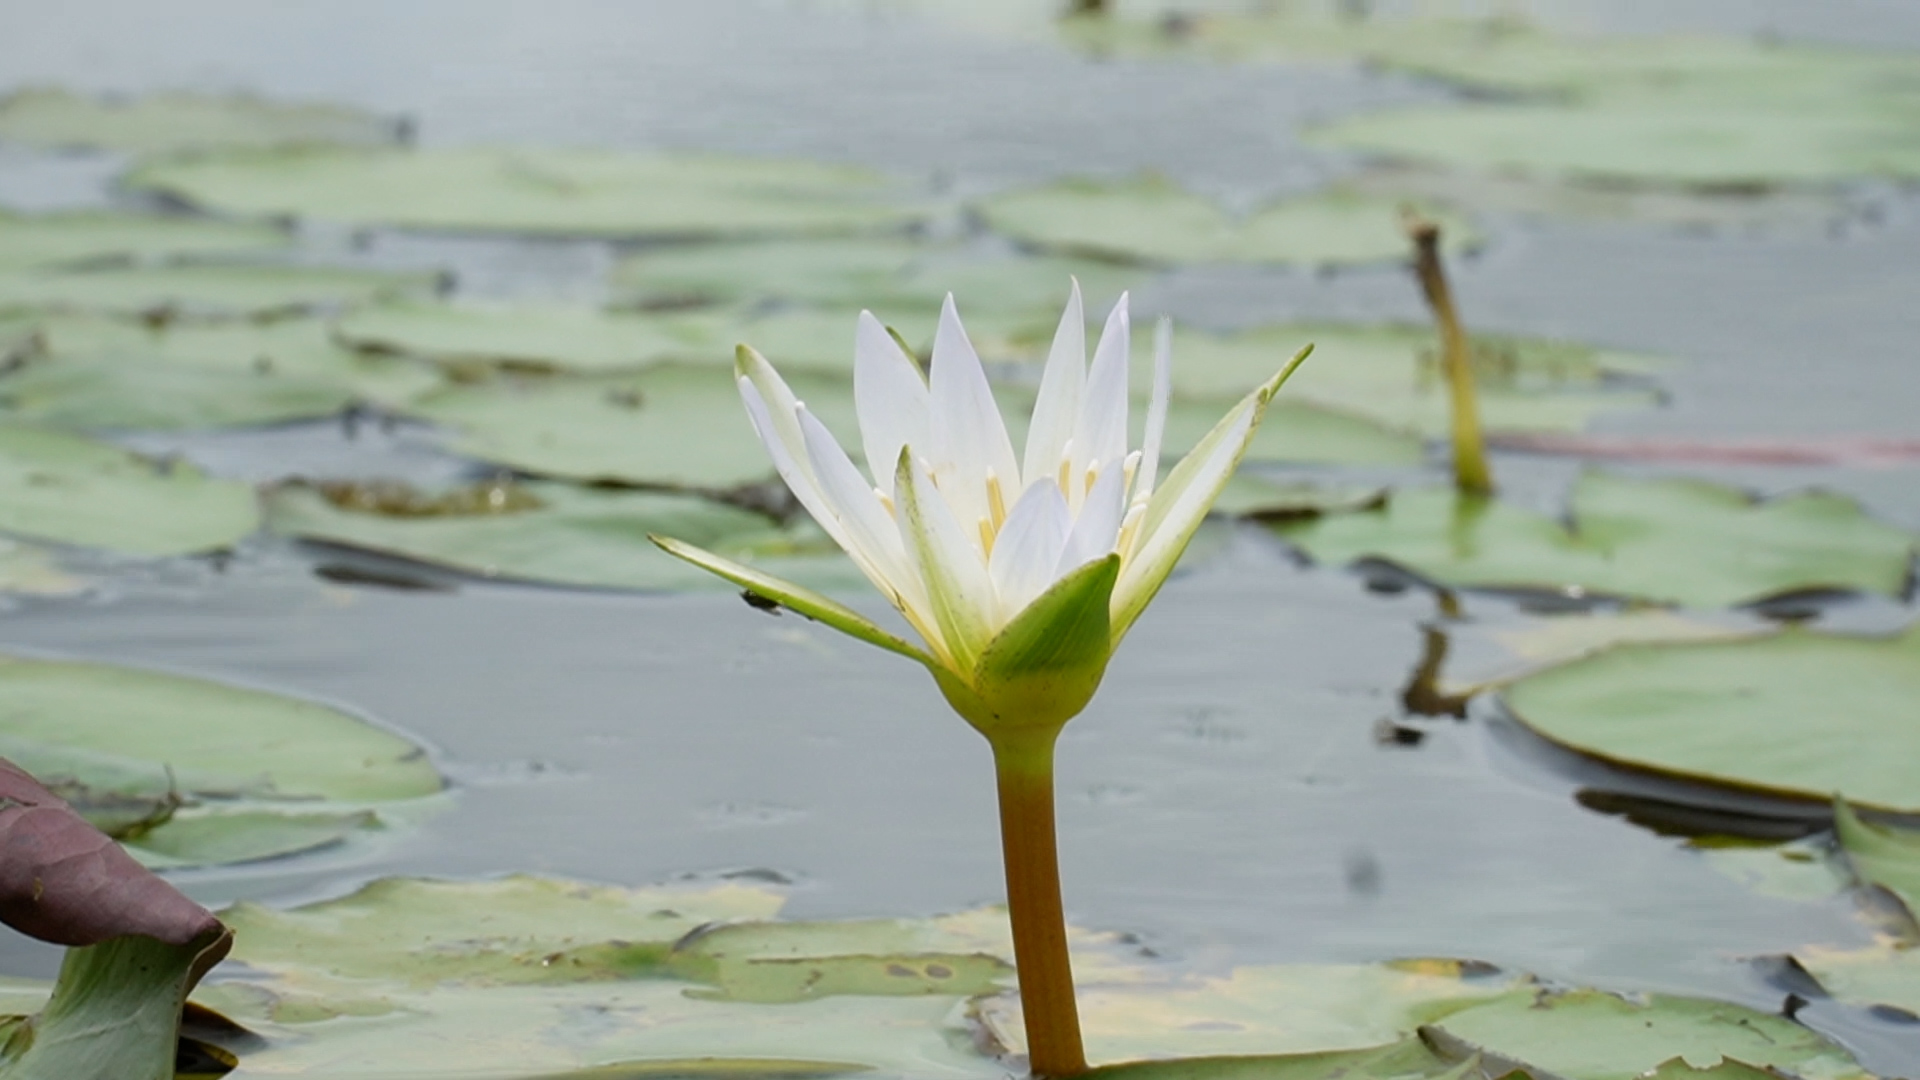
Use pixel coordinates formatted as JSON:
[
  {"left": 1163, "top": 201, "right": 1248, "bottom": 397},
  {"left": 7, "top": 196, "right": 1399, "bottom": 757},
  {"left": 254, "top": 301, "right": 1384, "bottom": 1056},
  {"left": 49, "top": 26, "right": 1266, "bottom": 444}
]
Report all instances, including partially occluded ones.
[{"left": 992, "top": 731, "right": 1087, "bottom": 1077}]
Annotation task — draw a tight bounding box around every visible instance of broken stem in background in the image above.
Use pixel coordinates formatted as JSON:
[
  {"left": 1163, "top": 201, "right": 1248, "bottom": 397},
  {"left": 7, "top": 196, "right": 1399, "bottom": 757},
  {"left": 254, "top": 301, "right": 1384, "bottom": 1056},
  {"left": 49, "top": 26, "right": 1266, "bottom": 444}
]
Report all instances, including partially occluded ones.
[{"left": 1405, "top": 213, "right": 1495, "bottom": 497}]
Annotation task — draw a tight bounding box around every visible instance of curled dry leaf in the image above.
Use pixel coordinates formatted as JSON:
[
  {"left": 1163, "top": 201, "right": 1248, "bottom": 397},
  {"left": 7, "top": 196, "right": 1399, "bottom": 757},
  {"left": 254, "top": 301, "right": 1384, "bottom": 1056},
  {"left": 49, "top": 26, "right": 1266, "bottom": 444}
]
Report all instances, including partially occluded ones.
[{"left": 0, "top": 757, "right": 223, "bottom": 948}]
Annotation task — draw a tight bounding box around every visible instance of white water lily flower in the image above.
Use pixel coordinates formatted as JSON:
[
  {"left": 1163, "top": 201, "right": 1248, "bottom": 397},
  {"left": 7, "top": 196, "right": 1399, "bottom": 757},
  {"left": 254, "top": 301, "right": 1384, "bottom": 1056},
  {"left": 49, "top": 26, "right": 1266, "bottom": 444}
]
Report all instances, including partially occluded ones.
[{"left": 654, "top": 283, "right": 1308, "bottom": 739}]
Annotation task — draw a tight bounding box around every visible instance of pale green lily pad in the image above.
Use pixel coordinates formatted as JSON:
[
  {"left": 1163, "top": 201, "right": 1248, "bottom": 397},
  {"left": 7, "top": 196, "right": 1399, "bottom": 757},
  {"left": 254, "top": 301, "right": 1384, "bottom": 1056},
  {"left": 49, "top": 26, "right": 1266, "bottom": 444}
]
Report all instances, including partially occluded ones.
[
  {"left": 1166, "top": 397, "right": 1422, "bottom": 467},
  {"left": 1436, "top": 610, "right": 1760, "bottom": 698},
  {"left": 0, "top": 653, "right": 441, "bottom": 867},
  {"left": 406, "top": 366, "right": 862, "bottom": 490},
  {"left": 1271, "top": 473, "right": 1918, "bottom": 608},
  {"left": 1168, "top": 323, "right": 1662, "bottom": 436},
  {"left": 0, "top": 86, "right": 402, "bottom": 153},
  {"left": 0, "top": 425, "right": 259, "bottom": 555},
  {"left": 0, "top": 538, "right": 84, "bottom": 596},
  {"left": 34, "top": 313, "right": 443, "bottom": 407},
  {"left": 1696, "top": 838, "right": 1847, "bottom": 905},
  {"left": 0, "top": 211, "right": 291, "bottom": 272},
  {"left": 1796, "top": 945, "right": 1920, "bottom": 1017},
  {"left": 1311, "top": 101, "right": 1920, "bottom": 189},
  {"left": 1208, "top": 473, "right": 1386, "bottom": 520},
  {"left": 1082, "top": 1037, "right": 1479, "bottom": 1080},
  {"left": 0, "top": 262, "right": 440, "bottom": 318},
  {"left": 975, "top": 176, "right": 1477, "bottom": 267},
  {"left": 0, "top": 356, "right": 357, "bottom": 430},
  {"left": 335, "top": 300, "right": 722, "bottom": 374},
  {"left": 126, "top": 147, "right": 934, "bottom": 238},
  {"left": 1502, "top": 623, "right": 1920, "bottom": 813},
  {"left": 1834, "top": 797, "right": 1920, "bottom": 929},
  {"left": 610, "top": 236, "right": 1141, "bottom": 318},
  {"left": 1422, "top": 988, "right": 1868, "bottom": 1080},
  {"left": 266, "top": 479, "right": 866, "bottom": 594}
]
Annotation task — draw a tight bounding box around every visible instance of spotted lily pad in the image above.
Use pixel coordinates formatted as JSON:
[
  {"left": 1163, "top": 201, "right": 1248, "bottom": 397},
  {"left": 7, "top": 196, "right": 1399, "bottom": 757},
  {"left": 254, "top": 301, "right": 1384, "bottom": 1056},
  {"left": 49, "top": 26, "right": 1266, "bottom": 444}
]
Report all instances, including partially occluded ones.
[
  {"left": 0, "top": 425, "right": 259, "bottom": 555},
  {"left": 1271, "top": 473, "right": 1917, "bottom": 608},
  {"left": 1421, "top": 987, "right": 1867, "bottom": 1080},
  {"left": 335, "top": 300, "right": 722, "bottom": 374},
  {"left": 266, "top": 479, "right": 865, "bottom": 593},
  {"left": 1166, "top": 323, "right": 1662, "bottom": 436},
  {"left": 0, "top": 86, "right": 403, "bottom": 153},
  {"left": 0, "top": 211, "right": 290, "bottom": 272},
  {"left": 0, "top": 654, "right": 442, "bottom": 868},
  {"left": 0, "top": 262, "right": 441, "bottom": 319},
  {"left": 1501, "top": 623, "right": 1920, "bottom": 814},
  {"left": 975, "top": 176, "right": 1477, "bottom": 267},
  {"left": 126, "top": 147, "right": 935, "bottom": 238}
]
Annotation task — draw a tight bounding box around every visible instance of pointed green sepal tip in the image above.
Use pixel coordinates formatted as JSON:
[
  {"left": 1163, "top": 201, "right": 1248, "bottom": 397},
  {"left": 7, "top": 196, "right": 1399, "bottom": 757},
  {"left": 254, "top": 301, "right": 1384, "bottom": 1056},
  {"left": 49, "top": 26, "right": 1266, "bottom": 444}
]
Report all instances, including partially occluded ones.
[
  {"left": 938, "top": 553, "right": 1121, "bottom": 741},
  {"left": 648, "top": 534, "right": 933, "bottom": 666},
  {"left": 1261, "top": 343, "right": 1314, "bottom": 403},
  {"left": 733, "top": 343, "right": 764, "bottom": 378}
]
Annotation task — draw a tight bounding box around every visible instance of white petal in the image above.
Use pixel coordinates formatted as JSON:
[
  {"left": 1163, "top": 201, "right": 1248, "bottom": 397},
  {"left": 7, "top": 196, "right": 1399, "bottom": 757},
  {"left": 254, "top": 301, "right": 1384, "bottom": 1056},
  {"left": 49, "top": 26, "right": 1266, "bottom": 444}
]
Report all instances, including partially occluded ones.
[
  {"left": 987, "top": 477, "right": 1072, "bottom": 622},
  {"left": 1112, "top": 396, "right": 1259, "bottom": 641},
  {"left": 1134, "top": 316, "right": 1173, "bottom": 505},
  {"left": 738, "top": 376, "right": 847, "bottom": 552},
  {"left": 1021, "top": 280, "right": 1085, "bottom": 493},
  {"left": 797, "top": 404, "right": 932, "bottom": 628},
  {"left": 854, "top": 311, "right": 928, "bottom": 499},
  {"left": 1055, "top": 463, "right": 1126, "bottom": 579},
  {"left": 736, "top": 347, "right": 815, "bottom": 489},
  {"left": 1072, "top": 293, "right": 1130, "bottom": 508},
  {"left": 896, "top": 451, "right": 997, "bottom": 670},
  {"left": 928, "top": 295, "right": 1020, "bottom": 531}
]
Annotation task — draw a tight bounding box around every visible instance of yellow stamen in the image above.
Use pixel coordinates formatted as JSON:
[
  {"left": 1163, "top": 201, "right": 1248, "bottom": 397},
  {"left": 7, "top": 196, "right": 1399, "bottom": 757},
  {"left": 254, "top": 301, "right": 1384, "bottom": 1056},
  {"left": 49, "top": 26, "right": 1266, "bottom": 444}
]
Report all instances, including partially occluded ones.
[
  {"left": 985, "top": 469, "right": 1009, "bottom": 532},
  {"left": 875, "top": 488, "right": 895, "bottom": 517},
  {"left": 978, "top": 517, "right": 996, "bottom": 558},
  {"left": 1116, "top": 501, "right": 1147, "bottom": 558},
  {"left": 1055, "top": 440, "right": 1074, "bottom": 494},
  {"left": 1084, "top": 463, "right": 1100, "bottom": 497}
]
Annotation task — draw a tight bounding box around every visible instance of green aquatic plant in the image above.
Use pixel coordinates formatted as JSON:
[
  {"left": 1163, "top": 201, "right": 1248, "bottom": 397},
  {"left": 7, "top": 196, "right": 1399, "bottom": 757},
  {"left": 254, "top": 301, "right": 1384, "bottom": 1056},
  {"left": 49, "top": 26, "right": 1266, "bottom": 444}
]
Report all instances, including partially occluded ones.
[{"left": 655, "top": 284, "right": 1307, "bottom": 1076}]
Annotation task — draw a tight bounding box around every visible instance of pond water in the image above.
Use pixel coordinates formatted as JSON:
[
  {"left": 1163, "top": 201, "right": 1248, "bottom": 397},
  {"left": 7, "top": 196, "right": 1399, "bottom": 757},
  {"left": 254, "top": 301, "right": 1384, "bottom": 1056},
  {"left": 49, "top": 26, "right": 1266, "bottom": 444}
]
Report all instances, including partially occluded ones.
[{"left": 1, "top": 1, "right": 1919, "bottom": 1075}]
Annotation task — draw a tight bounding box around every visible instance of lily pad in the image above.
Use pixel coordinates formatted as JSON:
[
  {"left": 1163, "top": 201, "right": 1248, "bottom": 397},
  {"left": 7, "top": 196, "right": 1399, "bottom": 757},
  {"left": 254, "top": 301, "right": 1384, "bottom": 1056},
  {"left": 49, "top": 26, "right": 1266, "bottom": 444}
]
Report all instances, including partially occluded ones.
[
  {"left": 0, "top": 356, "right": 358, "bottom": 430},
  {"left": 1271, "top": 473, "right": 1918, "bottom": 608},
  {"left": 0, "top": 425, "right": 259, "bottom": 555},
  {"left": 1167, "top": 322, "right": 1662, "bottom": 436},
  {"left": 1834, "top": 797, "right": 1920, "bottom": 929},
  {"left": 33, "top": 313, "right": 443, "bottom": 407},
  {"left": 335, "top": 301, "right": 722, "bottom": 374},
  {"left": 1796, "top": 944, "right": 1920, "bottom": 1018},
  {"left": 1311, "top": 101, "right": 1920, "bottom": 189},
  {"left": 1208, "top": 473, "right": 1386, "bottom": 520},
  {"left": 1421, "top": 987, "right": 1868, "bottom": 1080},
  {"left": 1501, "top": 622, "right": 1920, "bottom": 813},
  {"left": 975, "top": 176, "right": 1478, "bottom": 267},
  {"left": 406, "top": 366, "right": 863, "bottom": 490},
  {"left": 0, "top": 262, "right": 441, "bottom": 319},
  {"left": 610, "top": 236, "right": 1142, "bottom": 318},
  {"left": 266, "top": 479, "right": 865, "bottom": 593},
  {"left": 0, "top": 86, "right": 403, "bottom": 153},
  {"left": 0, "top": 539, "right": 83, "bottom": 596},
  {"left": 0, "top": 654, "right": 442, "bottom": 868},
  {"left": 126, "top": 147, "right": 935, "bottom": 239},
  {"left": 0, "top": 211, "right": 291, "bottom": 272}
]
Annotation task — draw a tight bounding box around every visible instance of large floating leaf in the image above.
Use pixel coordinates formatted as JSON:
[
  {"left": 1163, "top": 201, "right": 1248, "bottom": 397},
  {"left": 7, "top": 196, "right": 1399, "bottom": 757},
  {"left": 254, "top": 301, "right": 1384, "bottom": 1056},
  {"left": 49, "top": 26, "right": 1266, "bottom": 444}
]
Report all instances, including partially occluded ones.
[
  {"left": 0, "top": 211, "right": 290, "bottom": 272},
  {"left": 266, "top": 479, "right": 866, "bottom": 593},
  {"left": 1421, "top": 988, "right": 1867, "bottom": 1080},
  {"left": 1167, "top": 322, "right": 1661, "bottom": 436},
  {"left": 0, "top": 262, "right": 440, "bottom": 319},
  {"left": 0, "top": 425, "right": 259, "bottom": 555},
  {"left": 0, "top": 654, "right": 443, "bottom": 869},
  {"left": 1797, "top": 944, "right": 1920, "bottom": 1019},
  {"left": 0, "top": 356, "right": 357, "bottom": 431},
  {"left": 1502, "top": 623, "right": 1920, "bottom": 813},
  {"left": 335, "top": 300, "right": 721, "bottom": 374},
  {"left": 1272, "top": 473, "right": 1917, "bottom": 608},
  {"left": 406, "top": 365, "right": 862, "bottom": 490},
  {"left": 33, "top": 313, "right": 442, "bottom": 408},
  {"left": 1311, "top": 101, "right": 1920, "bottom": 189},
  {"left": 0, "top": 86, "right": 403, "bottom": 153},
  {"left": 1833, "top": 797, "right": 1920, "bottom": 929},
  {"left": 127, "top": 147, "right": 935, "bottom": 238},
  {"left": 975, "top": 176, "right": 1477, "bottom": 267},
  {"left": 610, "top": 236, "right": 1141, "bottom": 319}
]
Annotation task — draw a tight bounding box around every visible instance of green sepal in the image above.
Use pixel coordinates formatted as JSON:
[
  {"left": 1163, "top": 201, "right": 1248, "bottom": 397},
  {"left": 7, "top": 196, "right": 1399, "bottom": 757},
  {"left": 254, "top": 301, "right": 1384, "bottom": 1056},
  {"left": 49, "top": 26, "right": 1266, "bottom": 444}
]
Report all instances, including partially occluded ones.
[
  {"left": 939, "top": 553, "right": 1120, "bottom": 740},
  {"left": 649, "top": 534, "right": 933, "bottom": 666},
  {"left": 0, "top": 927, "right": 232, "bottom": 1080}
]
